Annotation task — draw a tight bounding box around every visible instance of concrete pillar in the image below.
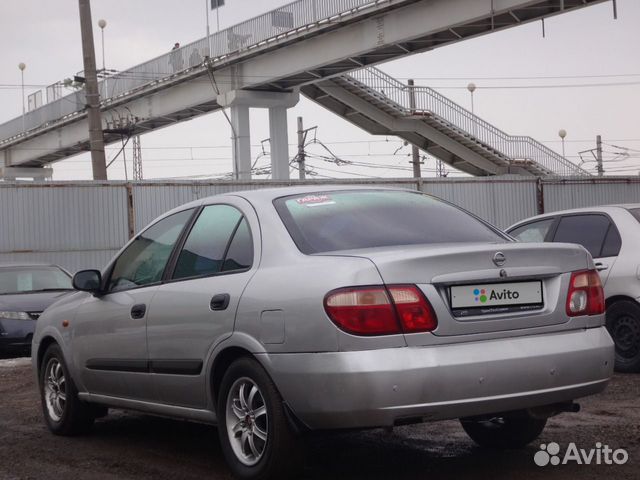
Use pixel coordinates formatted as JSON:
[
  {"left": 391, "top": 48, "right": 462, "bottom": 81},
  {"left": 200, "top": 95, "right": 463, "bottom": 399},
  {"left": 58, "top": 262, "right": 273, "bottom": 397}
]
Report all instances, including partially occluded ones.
[
  {"left": 218, "top": 90, "right": 299, "bottom": 181},
  {"left": 230, "top": 105, "right": 252, "bottom": 180},
  {"left": 269, "top": 107, "right": 290, "bottom": 180}
]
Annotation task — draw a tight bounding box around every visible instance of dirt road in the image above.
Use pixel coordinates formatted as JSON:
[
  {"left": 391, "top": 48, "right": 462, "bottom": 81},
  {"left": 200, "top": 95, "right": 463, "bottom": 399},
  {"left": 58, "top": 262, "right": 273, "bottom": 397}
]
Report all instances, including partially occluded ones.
[{"left": 0, "top": 357, "right": 637, "bottom": 480}]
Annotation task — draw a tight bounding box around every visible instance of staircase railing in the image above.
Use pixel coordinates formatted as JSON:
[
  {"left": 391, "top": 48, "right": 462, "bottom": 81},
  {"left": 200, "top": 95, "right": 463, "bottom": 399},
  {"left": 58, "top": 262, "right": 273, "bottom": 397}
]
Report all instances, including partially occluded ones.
[{"left": 345, "top": 67, "right": 589, "bottom": 176}]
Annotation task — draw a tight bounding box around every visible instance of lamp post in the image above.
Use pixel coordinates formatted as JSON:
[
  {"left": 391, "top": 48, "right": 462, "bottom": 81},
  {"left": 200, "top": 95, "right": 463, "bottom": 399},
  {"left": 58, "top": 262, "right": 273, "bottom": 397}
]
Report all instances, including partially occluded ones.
[
  {"left": 98, "top": 19, "right": 107, "bottom": 99},
  {"left": 558, "top": 129, "right": 567, "bottom": 157},
  {"left": 18, "top": 62, "right": 26, "bottom": 131},
  {"left": 467, "top": 82, "right": 477, "bottom": 137}
]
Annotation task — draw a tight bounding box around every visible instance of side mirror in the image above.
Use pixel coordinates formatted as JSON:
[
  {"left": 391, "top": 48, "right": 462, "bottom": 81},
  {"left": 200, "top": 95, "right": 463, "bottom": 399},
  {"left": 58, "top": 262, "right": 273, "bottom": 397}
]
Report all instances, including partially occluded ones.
[{"left": 72, "top": 270, "right": 103, "bottom": 294}]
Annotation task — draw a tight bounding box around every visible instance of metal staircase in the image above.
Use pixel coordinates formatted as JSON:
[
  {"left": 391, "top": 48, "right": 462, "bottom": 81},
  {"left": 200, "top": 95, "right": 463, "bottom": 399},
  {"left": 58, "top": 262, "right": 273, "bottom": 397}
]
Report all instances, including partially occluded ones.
[{"left": 302, "top": 67, "right": 589, "bottom": 176}]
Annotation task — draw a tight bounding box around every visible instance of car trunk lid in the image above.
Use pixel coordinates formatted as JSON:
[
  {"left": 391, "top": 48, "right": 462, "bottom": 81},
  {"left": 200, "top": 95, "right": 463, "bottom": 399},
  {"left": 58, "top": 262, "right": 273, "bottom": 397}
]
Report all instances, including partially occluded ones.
[{"left": 322, "top": 242, "right": 592, "bottom": 341}]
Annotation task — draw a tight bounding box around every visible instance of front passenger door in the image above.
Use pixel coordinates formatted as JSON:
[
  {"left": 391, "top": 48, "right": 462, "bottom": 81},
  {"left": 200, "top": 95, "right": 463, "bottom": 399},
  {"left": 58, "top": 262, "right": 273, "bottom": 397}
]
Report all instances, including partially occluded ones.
[{"left": 73, "top": 209, "right": 195, "bottom": 400}]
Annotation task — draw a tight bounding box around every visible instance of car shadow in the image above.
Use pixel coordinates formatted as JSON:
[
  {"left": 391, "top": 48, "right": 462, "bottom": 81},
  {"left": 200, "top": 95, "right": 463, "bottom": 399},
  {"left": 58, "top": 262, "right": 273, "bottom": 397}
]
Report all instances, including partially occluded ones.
[{"left": 84, "top": 414, "right": 589, "bottom": 480}]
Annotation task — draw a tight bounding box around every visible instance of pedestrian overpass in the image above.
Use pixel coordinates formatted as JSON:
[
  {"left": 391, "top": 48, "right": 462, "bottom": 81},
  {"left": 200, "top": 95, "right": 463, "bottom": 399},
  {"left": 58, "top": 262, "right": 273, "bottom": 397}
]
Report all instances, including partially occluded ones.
[{"left": 0, "top": 0, "right": 606, "bottom": 179}]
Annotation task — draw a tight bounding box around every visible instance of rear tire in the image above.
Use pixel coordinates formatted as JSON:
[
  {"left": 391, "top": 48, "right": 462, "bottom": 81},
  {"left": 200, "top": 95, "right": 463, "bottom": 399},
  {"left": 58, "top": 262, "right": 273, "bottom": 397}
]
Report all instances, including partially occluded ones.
[
  {"left": 461, "top": 412, "right": 547, "bottom": 449},
  {"left": 217, "top": 357, "right": 303, "bottom": 480},
  {"left": 606, "top": 300, "right": 640, "bottom": 373},
  {"left": 39, "top": 343, "right": 95, "bottom": 435}
]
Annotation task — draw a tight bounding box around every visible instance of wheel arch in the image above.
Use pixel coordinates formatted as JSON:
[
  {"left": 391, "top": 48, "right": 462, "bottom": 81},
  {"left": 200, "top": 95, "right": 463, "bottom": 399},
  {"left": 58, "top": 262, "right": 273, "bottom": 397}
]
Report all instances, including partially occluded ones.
[
  {"left": 37, "top": 336, "right": 60, "bottom": 374},
  {"left": 605, "top": 295, "right": 640, "bottom": 310},
  {"left": 210, "top": 346, "right": 256, "bottom": 405}
]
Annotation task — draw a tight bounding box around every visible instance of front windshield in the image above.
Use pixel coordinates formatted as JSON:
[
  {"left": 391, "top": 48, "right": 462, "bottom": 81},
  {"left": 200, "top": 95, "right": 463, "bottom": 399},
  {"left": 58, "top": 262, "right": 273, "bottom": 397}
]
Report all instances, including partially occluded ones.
[{"left": 0, "top": 266, "right": 72, "bottom": 295}]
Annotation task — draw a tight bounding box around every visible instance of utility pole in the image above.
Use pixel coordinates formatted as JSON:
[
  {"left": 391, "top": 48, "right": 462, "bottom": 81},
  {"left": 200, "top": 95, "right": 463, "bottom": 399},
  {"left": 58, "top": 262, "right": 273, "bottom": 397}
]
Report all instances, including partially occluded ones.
[
  {"left": 596, "top": 135, "right": 604, "bottom": 177},
  {"left": 297, "top": 117, "right": 306, "bottom": 180},
  {"left": 132, "top": 135, "right": 143, "bottom": 181},
  {"left": 408, "top": 79, "right": 422, "bottom": 178},
  {"left": 78, "top": 0, "right": 108, "bottom": 180}
]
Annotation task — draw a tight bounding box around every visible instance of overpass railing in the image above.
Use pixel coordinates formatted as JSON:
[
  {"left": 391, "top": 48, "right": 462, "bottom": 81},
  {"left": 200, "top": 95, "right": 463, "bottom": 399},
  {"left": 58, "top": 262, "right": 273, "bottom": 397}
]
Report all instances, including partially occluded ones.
[
  {"left": 0, "top": 0, "right": 390, "bottom": 144},
  {"left": 345, "top": 67, "right": 590, "bottom": 176}
]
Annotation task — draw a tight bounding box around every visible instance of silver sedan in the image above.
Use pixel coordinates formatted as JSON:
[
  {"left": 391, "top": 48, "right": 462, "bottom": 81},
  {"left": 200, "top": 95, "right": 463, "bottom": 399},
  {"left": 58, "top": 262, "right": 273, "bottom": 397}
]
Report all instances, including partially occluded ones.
[{"left": 33, "top": 187, "right": 614, "bottom": 480}]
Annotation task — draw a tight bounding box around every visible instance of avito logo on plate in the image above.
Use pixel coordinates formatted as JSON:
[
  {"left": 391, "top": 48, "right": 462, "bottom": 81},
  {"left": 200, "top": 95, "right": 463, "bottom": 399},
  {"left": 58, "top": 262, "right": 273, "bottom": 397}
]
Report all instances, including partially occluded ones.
[
  {"left": 474, "top": 287, "right": 521, "bottom": 304},
  {"left": 473, "top": 288, "right": 488, "bottom": 303}
]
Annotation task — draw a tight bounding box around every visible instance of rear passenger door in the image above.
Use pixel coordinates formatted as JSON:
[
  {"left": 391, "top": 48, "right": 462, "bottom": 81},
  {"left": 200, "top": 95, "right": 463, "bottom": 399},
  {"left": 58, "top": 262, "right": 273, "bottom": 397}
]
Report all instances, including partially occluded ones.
[
  {"left": 146, "top": 201, "right": 257, "bottom": 409},
  {"left": 551, "top": 214, "right": 621, "bottom": 285}
]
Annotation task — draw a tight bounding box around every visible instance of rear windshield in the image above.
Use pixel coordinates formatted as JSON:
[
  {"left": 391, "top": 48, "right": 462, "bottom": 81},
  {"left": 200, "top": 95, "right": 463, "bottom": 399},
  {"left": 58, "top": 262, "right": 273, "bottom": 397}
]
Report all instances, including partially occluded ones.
[
  {"left": 628, "top": 208, "right": 640, "bottom": 223},
  {"left": 274, "top": 190, "right": 506, "bottom": 254}
]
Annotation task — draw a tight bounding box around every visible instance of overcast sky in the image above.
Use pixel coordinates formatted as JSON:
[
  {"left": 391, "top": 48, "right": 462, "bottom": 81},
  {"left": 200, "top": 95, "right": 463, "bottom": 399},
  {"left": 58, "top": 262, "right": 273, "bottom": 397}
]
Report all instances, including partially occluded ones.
[{"left": 1, "top": 0, "right": 639, "bottom": 180}]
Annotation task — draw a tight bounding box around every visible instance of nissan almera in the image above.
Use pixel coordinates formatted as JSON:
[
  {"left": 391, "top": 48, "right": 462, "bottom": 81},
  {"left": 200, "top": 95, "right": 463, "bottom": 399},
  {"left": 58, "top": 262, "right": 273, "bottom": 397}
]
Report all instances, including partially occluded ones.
[{"left": 33, "top": 187, "right": 614, "bottom": 479}]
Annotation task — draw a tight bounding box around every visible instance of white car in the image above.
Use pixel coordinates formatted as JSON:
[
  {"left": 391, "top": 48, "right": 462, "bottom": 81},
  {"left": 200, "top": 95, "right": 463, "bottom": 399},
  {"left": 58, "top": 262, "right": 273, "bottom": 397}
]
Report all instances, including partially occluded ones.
[{"left": 508, "top": 205, "right": 640, "bottom": 372}]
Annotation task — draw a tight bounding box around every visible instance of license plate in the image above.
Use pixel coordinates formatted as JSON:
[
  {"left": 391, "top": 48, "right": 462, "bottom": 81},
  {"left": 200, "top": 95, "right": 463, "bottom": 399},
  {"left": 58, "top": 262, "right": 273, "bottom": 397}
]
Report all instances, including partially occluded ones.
[{"left": 450, "top": 281, "right": 543, "bottom": 316}]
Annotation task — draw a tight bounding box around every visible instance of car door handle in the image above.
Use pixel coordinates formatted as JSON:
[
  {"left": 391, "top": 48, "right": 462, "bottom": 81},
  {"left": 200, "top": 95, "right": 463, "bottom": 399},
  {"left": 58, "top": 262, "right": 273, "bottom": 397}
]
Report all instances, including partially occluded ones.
[
  {"left": 595, "top": 262, "right": 609, "bottom": 272},
  {"left": 210, "top": 294, "right": 231, "bottom": 311},
  {"left": 130, "top": 304, "right": 147, "bottom": 319}
]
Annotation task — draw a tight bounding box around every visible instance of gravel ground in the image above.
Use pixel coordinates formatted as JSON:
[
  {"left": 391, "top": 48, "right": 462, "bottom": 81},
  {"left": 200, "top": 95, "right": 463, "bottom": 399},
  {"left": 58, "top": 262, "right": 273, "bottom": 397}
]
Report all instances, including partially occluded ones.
[{"left": 0, "top": 356, "right": 637, "bottom": 480}]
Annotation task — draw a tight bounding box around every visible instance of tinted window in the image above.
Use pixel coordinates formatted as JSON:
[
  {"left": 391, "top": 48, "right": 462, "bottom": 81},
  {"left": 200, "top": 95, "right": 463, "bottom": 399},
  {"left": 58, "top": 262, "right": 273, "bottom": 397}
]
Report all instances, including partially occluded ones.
[
  {"left": 173, "top": 205, "right": 245, "bottom": 280},
  {"left": 222, "top": 218, "right": 253, "bottom": 272},
  {"left": 0, "top": 266, "right": 72, "bottom": 295},
  {"left": 108, "top": 209, "right": 193, "bottom": 292},
  {"left": 552, "top": 214, "right": 611, "bottom": 258},
  {"left": 601, "top": 225, "right": 622, "bottom": 257},
  {"left": 509, "top": 218, "right": 555, "bottom": 243},
  {"left": 274, "top": 191, "right": 505, "bottom": 254},
  {"left": 628, "top": 208, "right": 640, "bottom": 223}
]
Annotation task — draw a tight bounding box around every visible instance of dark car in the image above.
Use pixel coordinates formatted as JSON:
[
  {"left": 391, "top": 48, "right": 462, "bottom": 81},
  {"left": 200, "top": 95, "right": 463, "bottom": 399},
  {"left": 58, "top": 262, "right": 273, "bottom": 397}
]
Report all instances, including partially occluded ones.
[{"left": 0, "top": 264, "right": 73, "bottom": 355}]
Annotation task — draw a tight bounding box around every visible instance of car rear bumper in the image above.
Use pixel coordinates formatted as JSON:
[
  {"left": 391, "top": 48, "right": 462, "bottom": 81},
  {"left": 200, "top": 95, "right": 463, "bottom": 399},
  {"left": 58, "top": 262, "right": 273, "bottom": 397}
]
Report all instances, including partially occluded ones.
[{"left": 264, "top": 327, "right": 614, "bottom": 430}]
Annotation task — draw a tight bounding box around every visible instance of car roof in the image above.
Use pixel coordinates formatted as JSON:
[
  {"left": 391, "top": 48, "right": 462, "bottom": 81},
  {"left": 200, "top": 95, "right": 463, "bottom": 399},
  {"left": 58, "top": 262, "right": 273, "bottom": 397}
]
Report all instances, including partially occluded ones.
[
  {"left": 177, "top": 185, "right": 417, "bottom": 211},
  {"left": 508, "top": 204, "right": 640, "bottom": 230}
]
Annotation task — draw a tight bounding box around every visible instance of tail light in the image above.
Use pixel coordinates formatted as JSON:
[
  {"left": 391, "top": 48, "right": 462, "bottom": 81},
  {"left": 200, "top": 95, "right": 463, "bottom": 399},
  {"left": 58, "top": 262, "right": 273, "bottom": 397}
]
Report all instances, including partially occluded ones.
[
  {"left": 566, "top": 270, "right": 605, "bottom": 317},
  {"left": 324, "top": 285, "right": 437, "bottom": 336}
]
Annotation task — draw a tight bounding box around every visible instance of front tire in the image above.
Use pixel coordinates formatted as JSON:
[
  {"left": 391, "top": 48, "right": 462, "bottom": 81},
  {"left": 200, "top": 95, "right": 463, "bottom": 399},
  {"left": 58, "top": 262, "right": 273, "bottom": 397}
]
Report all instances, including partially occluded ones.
[
  {"left": 217, "top": 357, "right": 302, "bottom": 480},
  {"left": 606, "top": 300, "right": 640, "bottom": 373},
  {"left": 40, "top": 344, "right": 95, "bottom": 435},
  {"left": 460, "top": 412, "right": 547, "bottom": 449}
]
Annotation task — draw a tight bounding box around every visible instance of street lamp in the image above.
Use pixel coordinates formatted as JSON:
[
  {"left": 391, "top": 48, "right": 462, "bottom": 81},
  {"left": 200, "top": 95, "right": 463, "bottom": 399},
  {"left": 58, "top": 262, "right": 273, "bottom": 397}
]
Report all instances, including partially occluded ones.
[
  {"left": 558, "top": 129, "right": 567, "bottom": 157},
  {"left": 18, "top": 62, "right": 26, "bottom": 131},
  {"left": 467, "top": 82, "right": 477, "bottom": 114},
  {"left": 467, "top": 82, "right": 477, "bottom": 137},
  {"left": 98, "top": 19, "right": 107, "bottom": 99}
]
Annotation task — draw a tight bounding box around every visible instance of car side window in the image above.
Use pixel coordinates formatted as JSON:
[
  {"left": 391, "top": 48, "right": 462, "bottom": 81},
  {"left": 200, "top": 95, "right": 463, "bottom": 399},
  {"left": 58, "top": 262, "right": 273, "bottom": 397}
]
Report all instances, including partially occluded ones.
[
  {"left": 509, "top": 219, "right": 555, "bottom": 243},
  {"left": 173, "top": 205, "right": 251, "bottom": 280},
  {"left": 222, "top": 218, "right": 254, "bottom": 272},
  {"left": 108, "top": 209, "right": 194, "bottom": 292},
  {"left": 552, "top": 214, "right": 612, "bottom": 259},
  {"left": 601, "top": 224, "right": 622, "bottom": 257}
]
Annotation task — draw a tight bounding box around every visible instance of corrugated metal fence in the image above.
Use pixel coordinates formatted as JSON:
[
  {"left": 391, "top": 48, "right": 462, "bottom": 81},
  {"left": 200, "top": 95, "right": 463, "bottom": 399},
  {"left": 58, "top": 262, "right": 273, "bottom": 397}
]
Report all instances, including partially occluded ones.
[{"left": 1, "top": 176, "right": 639, "bottom": 273}]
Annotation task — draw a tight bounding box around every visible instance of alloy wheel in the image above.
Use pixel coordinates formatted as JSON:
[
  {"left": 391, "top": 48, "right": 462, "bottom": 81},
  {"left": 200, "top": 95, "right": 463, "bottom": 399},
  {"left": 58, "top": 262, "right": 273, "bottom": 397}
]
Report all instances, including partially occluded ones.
[
  {"left": 225, "top": 377, "right": 269, "bottom": 466},
  {"left": 44, "top": 358, "right": 67, "bottom": 422}
]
